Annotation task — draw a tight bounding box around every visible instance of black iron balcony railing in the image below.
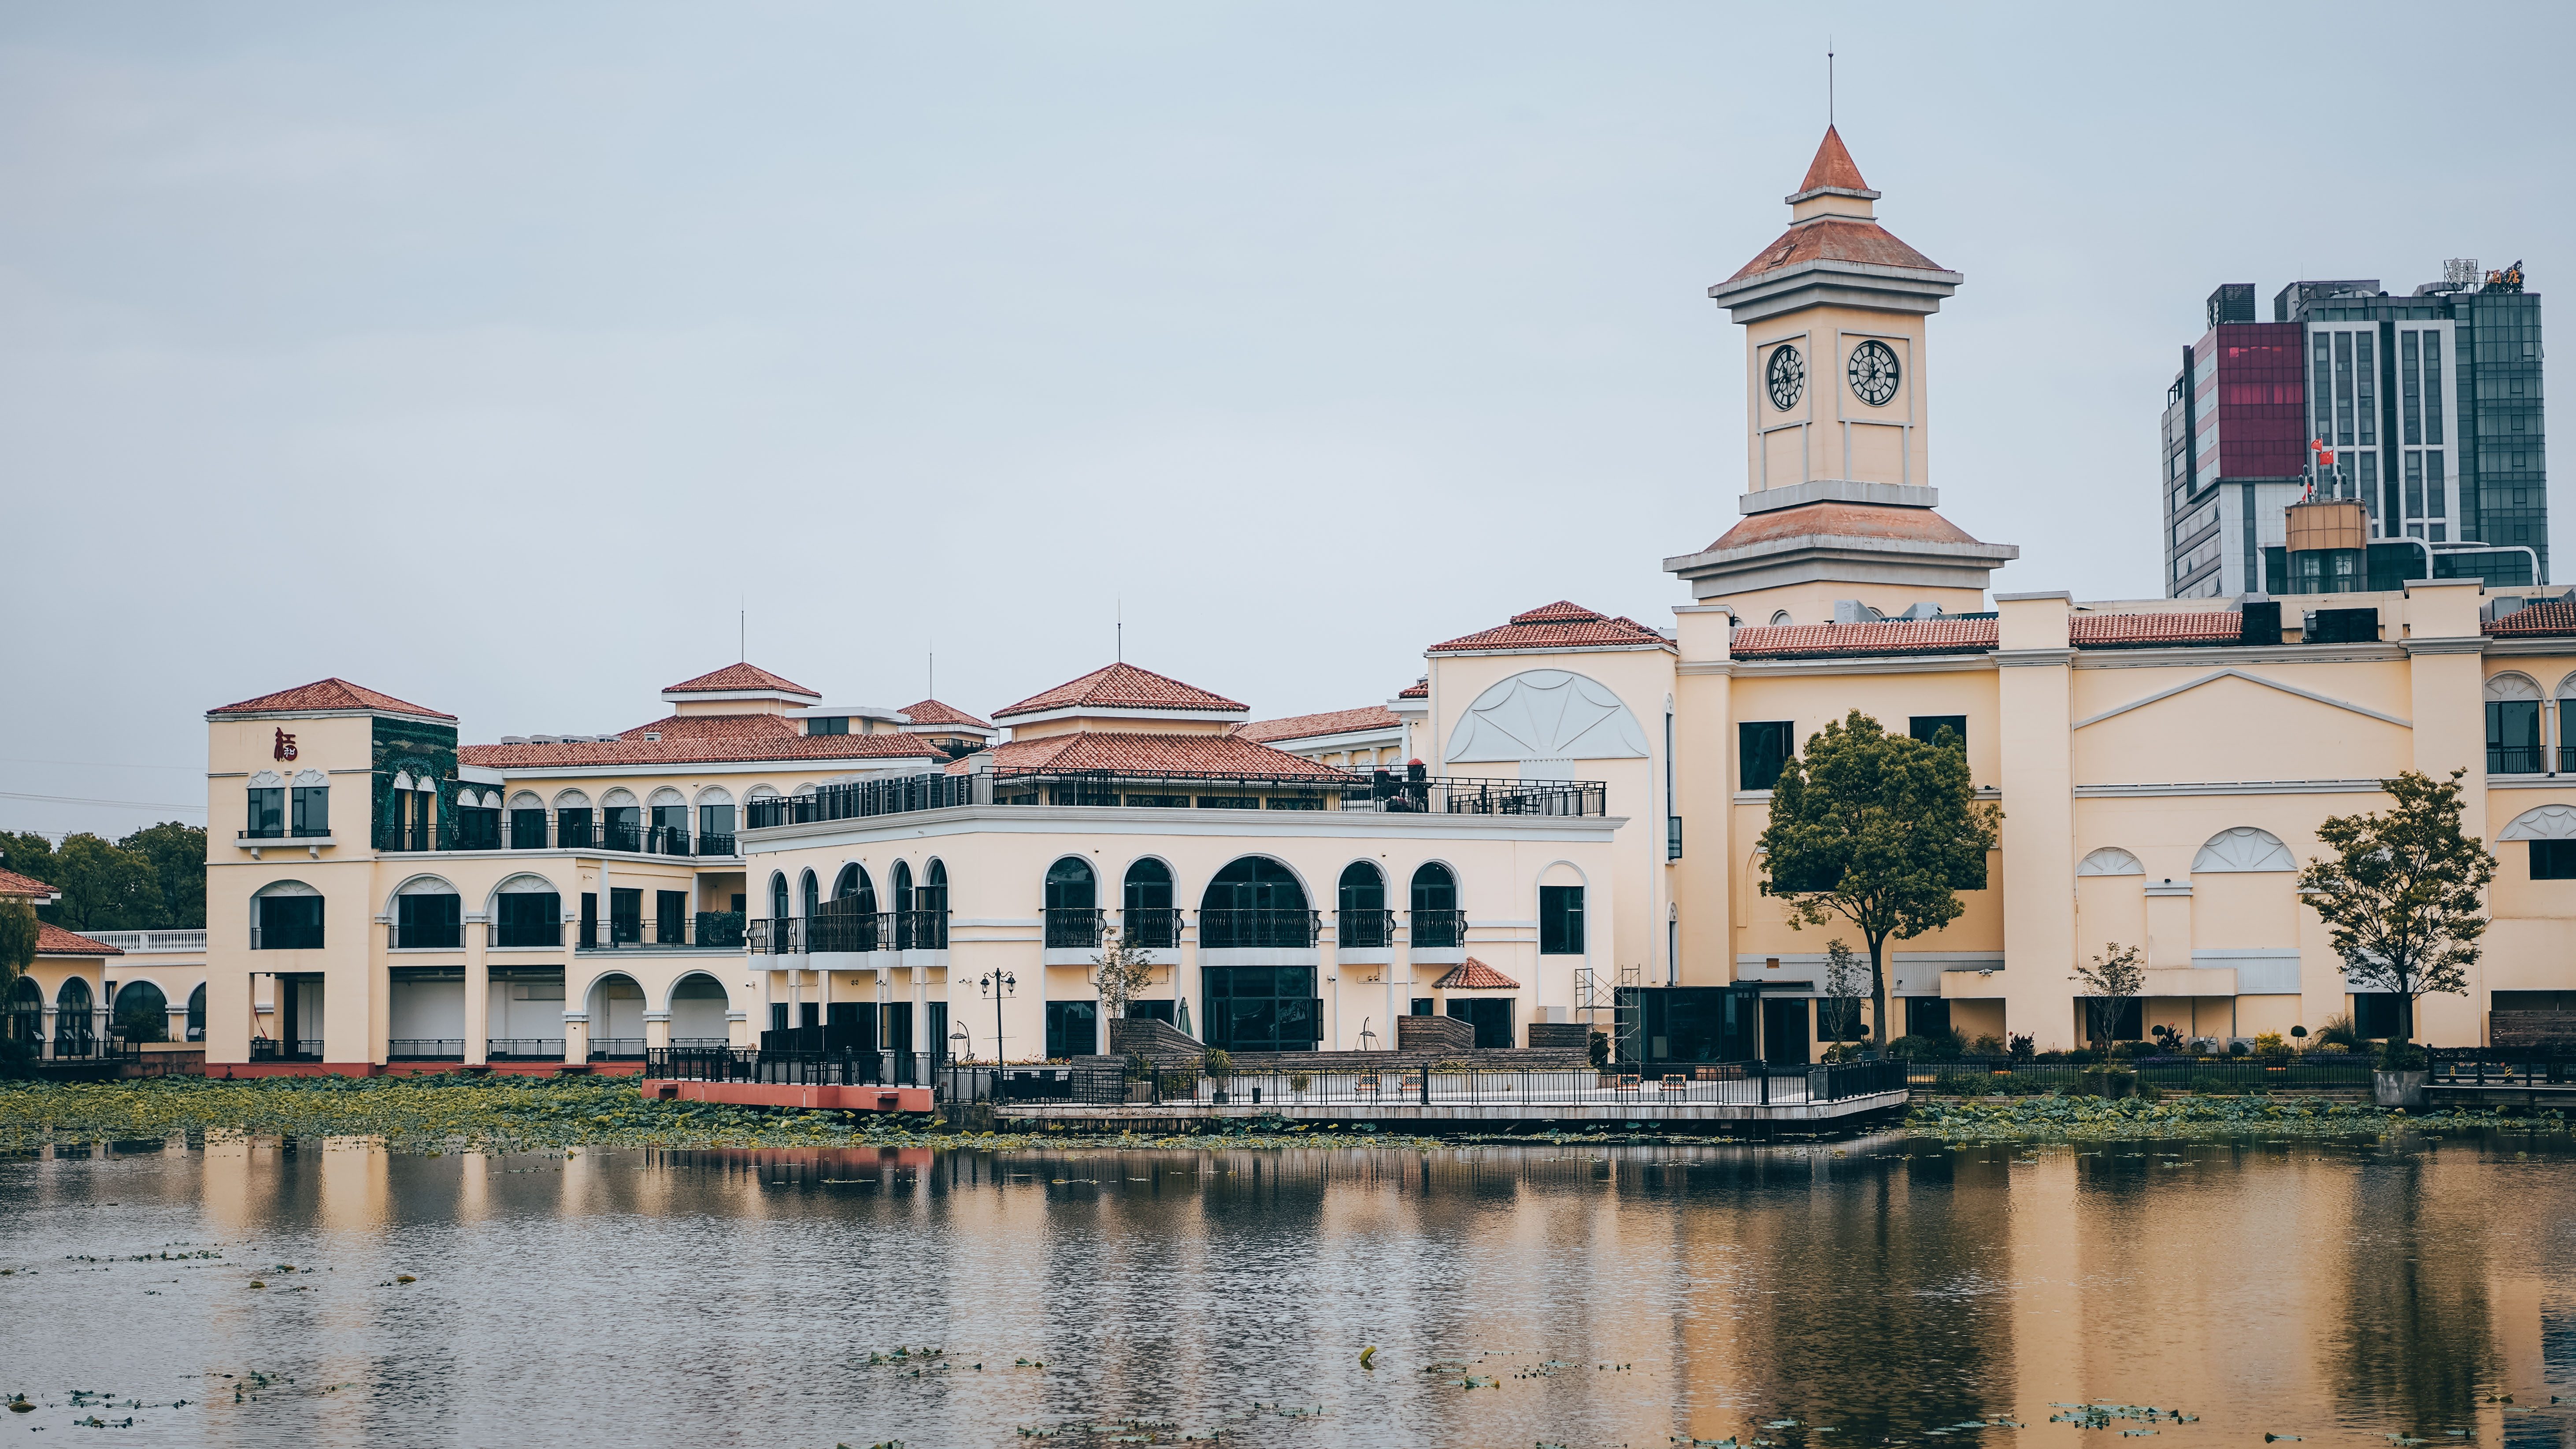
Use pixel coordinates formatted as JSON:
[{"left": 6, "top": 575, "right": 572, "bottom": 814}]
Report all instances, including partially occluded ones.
[
  {"left": 1199, "top": 908, "right": 1320, "bottom": 950},
  {"left": 697, "top": 832, "right": 736, "bottom": 857},
  {"left": 2491, "top": 744, "right": 2547, "bottom": 775},
  {"left": 746, "top": 774, "right": 979, "bottom": 829},
  {"left": 251, "top": 1037, "right": 325, "bottom": 1062},
  {"left": 1120, "top": 907, "right": 1182, "bottom": 950},
  {"left": 695, "top": 911, "right": 745, "bottom": 950},
  {"left": 750, "top": 910, "right": 950, "bottom": 954},
  {"left": 389, "top": 921, "right": 464, "bottom": 950},
  {"left": 1335, "top": 908, "right": 1394, "bottom": 949},
  {"left": 1409, "top": 909, "right": 1466, "bottom": 950},
  {"left": 493, "top": 918, "right": 562, "bottom": 948},
  {"left": 734, "top": 767, "right": 1610, "bottom": 835},
  {"left": 375, "top": 813, "right": 724, "bottom": 856},
  {"left": 588, "top": 1038, "right": 646, "bottom": 1061},
  {"left": 1045, "top": 907, "right": 1105, "bottom": 950},
  {"left": 389, "top": 1039, "right": 464, "bottom": 1061},
  {"left": 486, "top": 1038, "right": 566, "bottom": 1060}
]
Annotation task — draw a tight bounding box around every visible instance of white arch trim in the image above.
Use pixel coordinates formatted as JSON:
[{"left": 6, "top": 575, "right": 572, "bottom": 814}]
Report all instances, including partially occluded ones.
[
  {"left": 2557, "top": 673, "right": 2576, "bottom": 702},
  {"left": 694, "top": 784, "right": 735, "bottom": 806},
  {"left": 600, "top": 787, "right": 638, "bottom": 808},
  {"left": 2486, "top": 673, "right": 2543, "bottom": 702},
  {"left": 390, "top": 771, "right": 414, "bottom": 791},
  {"left": 291, "top": 769, "right": 327, "bottom": 787},
  {"left": 1196, "top": 852, "right": 1319, "bottom": 910},
  {"left": 485, "top": 872, "right": 564, "bottom": 918},
  {"left": 2500, "top": 804, "right": 2576, "bottom": 841},
  {"left": 2192, "top": 827, "right": 2297, "bottom": 873},
  {"left": 663, "top": 970, "right": 732, "bottom": 1012},
  {"left": 249, "top": 769, "right": 284, "bottom": 788},
  {"left": 2077, "top": 847, "right": 2144, "bottom": 876},
  {"left": 508, "top": 791, "right": 544, "bottom": 811},
  {"left": 253, "top": 879, "right": 319, "bottom": 898},
  {"left": 552, "top": 788, "right": 591, "bottom": 809},
  {"left": 2073, "top": 669, "right": 2412, "bottom": 730},
  {"left": 647, "top": 787, "right": 686, "bottom": 807},
  {"left": 1445, "top": 669, "right": 1650, "bottom": 763}
]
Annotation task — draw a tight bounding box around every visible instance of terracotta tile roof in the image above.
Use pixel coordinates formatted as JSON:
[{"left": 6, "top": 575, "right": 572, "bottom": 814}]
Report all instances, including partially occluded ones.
[
  {"left": 897, "top": 698, "right": 995, "bottom": 731},
  {"left": 0, "top": 868, "right": 57, "bottom": 899},
  {"left": 992, "top": 662, "right": 1248, "bottom": 719},
  {"left": 2487, "top": 599, "right": 2576, "bottom": 637},
  {"left": 1397, "top": 677, "right": 1428, "bottom": 699},
  {"left": 1726, "top": 215, "right": 1944, "bottom": 285},
  {"left": 1729, "top": 618, "right": 1998, "bottom": 660},
  {"left": 1797, "top": 126, "right": 1870, "bottom": 194},
  {"left": 617, "top": 713, "right": 800, "bottom": 741},
  {"left": 1234, "top": 706, "right": 1401, "bottom": 744},
  {"left": 1433, "top": 957, "right": 1518, "bottom": 991},
  {"left": 1703, "top": 500, "right": 1986, "bottom": 554},
  {"left": 38, "top": 922, "right": 121, "bottom": 957},
  {"left": 954, "top": 731, "right": 1352, "bottom": 781},
  {"left": 2071, "top": 612, "right": 2245, "bottom": 648},
  {"left": 663, "top": 662, "right": 819, "bottom": 697},
  {"left": 1428, "top": 602, "right": 1668, "bottom": 654},
  {"left": 461, "top": 731, "right": 942, "bottom": 769},
  {"left": 208, "top": 678, "right": 454, "bottom": 720}
]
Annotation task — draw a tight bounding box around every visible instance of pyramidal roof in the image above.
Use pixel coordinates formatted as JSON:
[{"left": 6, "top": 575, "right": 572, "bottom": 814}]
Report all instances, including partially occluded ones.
[
  {"left": 208, "top": 678, "right": 455, "bottom": 721},
  {"left": 897, "top": 698, "right": 996, "bottom": 732},
  {"left": 1794, "top": 125, "right": 1872, "bottom": 196},
  {"left": 661, "top": 662, "right": 821, "bottom": 701},
  {"left": 992, "top": 662, "right": 1249, "bottom": 720}
]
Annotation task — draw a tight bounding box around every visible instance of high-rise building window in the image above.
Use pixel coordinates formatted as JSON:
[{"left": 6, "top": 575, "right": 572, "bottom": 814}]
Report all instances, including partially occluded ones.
[
  {"left": 2427, "top": 452, "right": 2446, "bottom": 522},
  {"left": 2312, "top": 333, "right": 2333, "bottom": 440},
  {"left": 2333, "top": 331, "right": 2355, "bottom": 447},
  {"left": 2424, "top": 329, "right": 2444, "bottom": 445},
  {"left": 2361, "top": 453, "right": 2383, "bottom": 529},
  {"left": 2402, "top": 331, "right": 2421, "bottom": 444},
  {"left": 2406, "top": 451, "right": 2425, "bottom": 521},
  {"left": 2355, "top": 331, "right": 2375, "bottom": 446}
]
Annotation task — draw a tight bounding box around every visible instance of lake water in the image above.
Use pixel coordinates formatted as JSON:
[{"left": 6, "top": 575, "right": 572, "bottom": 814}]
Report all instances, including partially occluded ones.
[{"left": 4, "top": 1130, "right": 2574, "bottom": 1447}]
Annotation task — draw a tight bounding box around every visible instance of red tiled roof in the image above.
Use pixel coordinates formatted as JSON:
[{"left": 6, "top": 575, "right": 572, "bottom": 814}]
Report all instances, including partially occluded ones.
[
  {"left": 38, "top": 922, "right": 121, "bottom": 957},
  {"left": 1397, "top": 677, "right": 1428, "bottom": 699},
  {"left": 1726, "top": 215, "right": 1944, "bottom": 285},
  {"left": 992, "top": 662, "right": 1248, "bottom": 719},
  {"left": 2071, "top": 612, "right": 2244, "bottom": 648},
  {"left": 663, "top": 662, "right": 819, "bottom": 697},
  {"left": 461, "top": 732, "right": 942, "bottom": 769},
  {"left": 618, "top": 713, "right": 799, "bottom": 741},
  {"left": 1797, "top": 125, "right": 1870, "bottom": 194},
  {"left": 1234, "top": 706, "right": 1400, "bottom": 744},
  {"left": 0, "top": 868, "right": 56, "bottom": 899},
  {"left": 1703, "top": 501, "right": 1986, "bottom": 554},
  {"left": 1428, "top": 602, "right": 1668, "bottom": 654},
  {"left": 897, "top": 698, "right": 995, "bottom": 731},
  {"left": 2487, "top": 599, "right": 2576, "bottom": 637},
  {"left": 954, "top": 731, "right": 1352, "bottom": 781},
  {"left": 1729, "top": 618, "right": 1998, "bottom": 660},
  {"left": 1434, "top": 957, "right": 1518, "bottom": 991},
  {"left": 208, "top": 678, "right": 453, "bottom": 720}
]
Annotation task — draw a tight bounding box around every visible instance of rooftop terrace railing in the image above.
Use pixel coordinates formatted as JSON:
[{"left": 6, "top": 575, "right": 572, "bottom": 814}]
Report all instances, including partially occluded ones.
[
  {"left": 378, "top": 813, "right": 726, "bottom": 858},
  {"left": 741, "top": 767, "right": 1608, "bottom": 833}
]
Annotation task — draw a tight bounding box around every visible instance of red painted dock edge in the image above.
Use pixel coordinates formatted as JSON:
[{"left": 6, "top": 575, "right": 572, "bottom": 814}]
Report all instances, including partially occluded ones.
[{"left": 643, "top": 1080, "right": 933, "bottom": 1113}]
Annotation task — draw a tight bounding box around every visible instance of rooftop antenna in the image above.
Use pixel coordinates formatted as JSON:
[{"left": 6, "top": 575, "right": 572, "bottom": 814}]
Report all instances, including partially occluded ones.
[
  {"left": 927, "top": 645, "right": 934, "bottom": 701},
  {"left": 1116, "top": 597, "right": 1123, "bottom": 663},
  {"left": 1827, "top": 39, "right": 1835, "bottom": 128}
]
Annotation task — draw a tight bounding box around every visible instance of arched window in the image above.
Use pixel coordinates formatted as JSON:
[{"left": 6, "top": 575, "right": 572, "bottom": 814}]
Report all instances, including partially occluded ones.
[
  {"left": 898, "top": 860, "right": 949, "bottom": 950},
  {"left": 1200, "top": 858, "right": 1311, "bottom": 949},
  {"left": 1338, "top": 861, "right": 1389, "bottom": 947},
  {"left": 668, "top": 972, "right": 731, "bottom": 1046},
  {"left": 800, "top": 869, "right": 819, "bottom": 918},
  {"left": 1123, "top": 859, "right": 1177, "bottom": 947},
  {"left": 923, "top": 859, "right": 949, "bottom": 910},
  {"left": 492, "top": 874, "right": 563, "bottom": 947},
  {"left": 507, "top": 791, "right": 548, "bottom": 848},
  {"left": 4, "top": 976, "right": 40, "bottom": 1048},
  {"left": 55, "top": 976, "right": 94, "bottom": 1050},
  {"left": 186, "top": 983, "right": 206, "bottom": 1042},
  {"left": 768, "top": 872, "right": 790, "bottom": 921},
  {"left": 1410, "top": 862, "right": 1461, "bottom": 948},
  {"left": 2488, "top": 673, "right": 2546, "bottom": 774},
  {"left": 1770, "top": 610, "right": 1793, "bottom": 626},
  {"left": 113, "top": 980, "right": 169, "bottom": 1043},
  {"left": 834, "top": 863, "right": 873, "bottom": 908},
  {"left": 394, "top": 877, "right": 462, "bottom": 949},
  {"left": 252, "top": 880, "right": 324, "bottom": 950},
  {"left": 1044, "top": 857, "right": 1099, "bottom": 949},
  {"left": 555, "top": 789, "right": 595, "bottom": 848},
  {"left": 697, "top": 786, "right": 737, "bottom": 848}
]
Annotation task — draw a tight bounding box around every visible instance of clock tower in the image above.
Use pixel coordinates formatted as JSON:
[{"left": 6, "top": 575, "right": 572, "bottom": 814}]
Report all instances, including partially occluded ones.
[{"left": 1665, "top": 127, "right": 2016, "bottom": 617}]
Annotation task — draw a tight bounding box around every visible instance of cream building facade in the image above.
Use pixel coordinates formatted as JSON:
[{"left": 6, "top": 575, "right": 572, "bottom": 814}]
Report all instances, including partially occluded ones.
[{"left": 185, "top": 127, "right": 2576, "bottom": 1073}]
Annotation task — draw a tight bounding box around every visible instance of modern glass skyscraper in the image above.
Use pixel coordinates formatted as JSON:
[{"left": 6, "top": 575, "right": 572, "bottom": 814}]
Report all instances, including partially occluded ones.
[{"left": 2161, "top": 266, "right": 2545, "bottom": 597}]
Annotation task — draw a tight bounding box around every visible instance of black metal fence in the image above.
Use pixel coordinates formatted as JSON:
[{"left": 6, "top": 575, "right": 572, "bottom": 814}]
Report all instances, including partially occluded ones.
[
  {"left": 2428, "top": 1049, "right": 2576, "bottom": 1087},
  {"left": 732, "top": 767, "right": 1612, "bottom": 835},
  {"left": 646, "top": 1047, "right": 941, "bottom": 1087},
  {"left": 952, "top": 1058, "right": 1908, "bottom": 1110},
  {"left": 378, "top": 813, "right": 734, "bottom": 857},
  {"left": 1200, "top": 908, "right": 1320, "bottom": 950},
  {"left": 1045, "top": 908, "right": 1104, "bottom": 949},
  {"left": 752, "top": 910, "right": 952, "bottom": 955},
  {"left": 746, "top": 774, "right": 978, "bottom": 830}
]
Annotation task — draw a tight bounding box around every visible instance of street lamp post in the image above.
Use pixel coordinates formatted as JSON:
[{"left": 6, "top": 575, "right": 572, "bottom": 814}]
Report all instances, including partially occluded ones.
[{"left": 979, "top": 970, "right": 1016, "bottom": 1065}]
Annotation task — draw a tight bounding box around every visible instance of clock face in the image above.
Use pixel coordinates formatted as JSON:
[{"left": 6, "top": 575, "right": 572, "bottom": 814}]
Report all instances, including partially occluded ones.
[
  {"left": 1848, "top": 340, "right": 1900, "bottom": 407},
  {"left": 1766, "top": 344, "right": 1805, "bottom": 410}
]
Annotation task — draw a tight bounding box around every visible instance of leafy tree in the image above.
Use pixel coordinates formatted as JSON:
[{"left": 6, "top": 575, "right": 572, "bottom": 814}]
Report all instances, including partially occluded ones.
[
  {"left": 43, "top": 834, "right": 159, "bottom": 932},
  {"left": 1089, "top": 928, "right": 1157, "bottom": 1028},
  {"left": 0, "top": 896, "right": 37, "bottom": 989},
  {"left": 118, "top": 822, "right": 206, "bottom": 929},
  {"left": 0, "top": 832, "right": 58, "bottom": 905},
  {"left": 2073, "top": 943, "right": 2145, "bottom": 1053},
  {"left": 2296, "top": 769, "right": 2496, "bottom": 1053},
  {"left": 1819, "top": 939, "right": 1866, "bottom": 1053},
  {"left": 1758, "top": 710, "right": 2001, "bottom": 1055}
]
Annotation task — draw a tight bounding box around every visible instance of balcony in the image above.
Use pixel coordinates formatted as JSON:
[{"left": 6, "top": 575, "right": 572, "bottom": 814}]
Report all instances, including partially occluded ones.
[
  {"left": 1336, "top": 908, "right": 1394, "bottom": 950},
  {"left": 251, "top": 1037, "right": 325, "bottom": 1063},
  {"left": 736, "top": 767, "right": 1610, "bottom": 833},
  {"left": 2491, "top": 745, "right": 2547, "bottom": 776},
  {"left": 389, "top": 1039, "right": 464, "bottom": 1061},
  {"left": 750, "top": 910, "right": 950, "bottom": 955},
  {"left": 1045, "top": 907, "right": 1105, "bottom": 950},
  {"left": 376, "top": 814, "right": 730, "bottom": 857},
  {"left": 1200, "top": 908, "right": 1320, "bottom": 950},
  {"left": 486, "top": 1038, "right": 566, "bottom": 1060},
  {"left": 577, "top": 909, "right": 741, "bottom": 953},
  {"left": 1409, "top": 909, "right": 1465, "bottom": 950},
  {"left": 1121, "top": 907, "right": 1182, "bottom": 950}
]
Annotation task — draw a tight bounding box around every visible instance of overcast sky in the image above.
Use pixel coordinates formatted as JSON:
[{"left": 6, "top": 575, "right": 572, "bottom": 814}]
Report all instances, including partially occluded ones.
[{"left": 6, "top": 1, "right": 2571, "bottom": 840}]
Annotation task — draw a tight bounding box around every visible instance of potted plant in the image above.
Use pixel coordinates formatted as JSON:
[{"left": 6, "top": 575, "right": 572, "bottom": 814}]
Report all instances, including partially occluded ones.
[
  {"left": 1204, "top": 1048, "right": 1233, "bottom": 1104},
  {"left": 1289, "top": 1071, "right": 1312, "bottom": 1102}
]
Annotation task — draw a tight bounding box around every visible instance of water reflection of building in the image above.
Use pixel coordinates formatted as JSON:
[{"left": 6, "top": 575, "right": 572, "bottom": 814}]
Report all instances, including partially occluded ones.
[{"left": 189, "top": 127, "right": 2576, "bottom": 1068}]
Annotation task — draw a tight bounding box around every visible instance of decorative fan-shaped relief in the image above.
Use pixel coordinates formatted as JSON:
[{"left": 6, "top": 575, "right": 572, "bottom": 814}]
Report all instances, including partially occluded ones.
[
  {"left": 1445, "top": 670, "right": 1649, "bottom": 763},
  {"left": 2500, "top": 804, "right": 2576, "bottom": 841},
  {"left": 2076, "top": 847, "right": 2143, "bottom": 877},
  {"left": 2192, "top": 827, "right": 2296, "bottom": 873}
]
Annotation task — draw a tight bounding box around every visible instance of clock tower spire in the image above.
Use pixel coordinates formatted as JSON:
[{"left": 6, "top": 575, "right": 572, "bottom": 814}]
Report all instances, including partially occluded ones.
[{"left": 1664, "top": 128, "right": 2016, "bottom": 613}]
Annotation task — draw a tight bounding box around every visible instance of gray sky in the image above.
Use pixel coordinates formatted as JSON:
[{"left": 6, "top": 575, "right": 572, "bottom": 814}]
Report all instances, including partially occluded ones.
[{"left": 7, "top": 1, "right": 2571, "bottom": 840}]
